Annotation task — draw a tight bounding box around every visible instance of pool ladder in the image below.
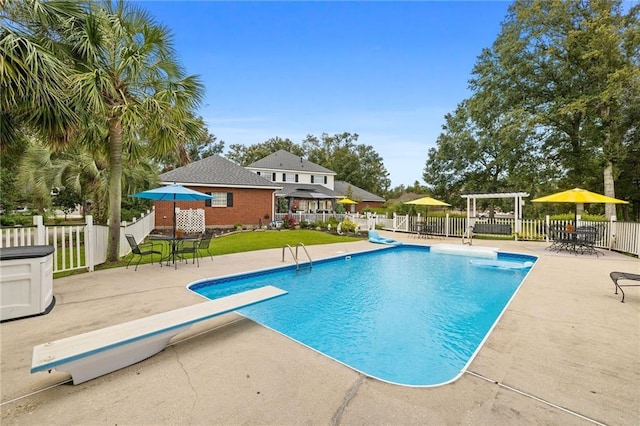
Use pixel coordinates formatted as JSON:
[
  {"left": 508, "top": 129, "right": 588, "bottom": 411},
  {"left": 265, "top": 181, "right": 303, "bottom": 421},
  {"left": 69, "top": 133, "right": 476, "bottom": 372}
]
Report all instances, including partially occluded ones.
[
  {"left": 462, "top": 225, "right": 474, "bottom": 246},
  {"left": 282, "top": 243, "right": 313, "bottom": 271}
]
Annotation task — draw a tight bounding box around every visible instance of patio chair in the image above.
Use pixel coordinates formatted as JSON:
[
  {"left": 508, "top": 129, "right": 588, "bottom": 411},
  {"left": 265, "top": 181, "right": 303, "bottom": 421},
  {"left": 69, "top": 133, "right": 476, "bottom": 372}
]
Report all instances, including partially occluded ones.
[
  {"left": 547, "top": 225, "right": 573, "bottom": 252},
  {"left": 195, "top": 234, "right": 214, "bottom": 261},
  {"left": 125, "top": 234, "right": 163, "bottom": 271},
  {"left": 574, "top": 226, "right": 599, "bottom": 256},
  {"left": 175, "top": 235, "right": 213, "bottom": 267}
]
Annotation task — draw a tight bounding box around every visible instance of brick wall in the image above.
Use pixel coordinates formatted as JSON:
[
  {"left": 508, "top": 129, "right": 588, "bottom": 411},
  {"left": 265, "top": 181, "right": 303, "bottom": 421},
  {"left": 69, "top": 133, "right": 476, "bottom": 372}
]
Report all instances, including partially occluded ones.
[{"left": 154, "top": 186, "right": 274, "bottom": 229}]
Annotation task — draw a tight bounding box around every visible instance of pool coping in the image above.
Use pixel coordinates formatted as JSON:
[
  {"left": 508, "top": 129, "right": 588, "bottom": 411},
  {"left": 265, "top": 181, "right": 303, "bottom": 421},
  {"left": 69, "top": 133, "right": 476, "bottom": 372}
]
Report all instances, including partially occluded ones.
[{"left": 186, "top": 244, "right": 539, "bottom": 388}]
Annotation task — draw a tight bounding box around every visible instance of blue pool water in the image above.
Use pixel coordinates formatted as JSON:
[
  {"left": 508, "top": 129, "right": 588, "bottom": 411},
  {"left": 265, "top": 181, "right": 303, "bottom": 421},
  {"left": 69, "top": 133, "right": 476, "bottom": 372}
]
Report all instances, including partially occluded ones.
[{"left": 189, "top": 245, "right": 536, "bottom": 386}]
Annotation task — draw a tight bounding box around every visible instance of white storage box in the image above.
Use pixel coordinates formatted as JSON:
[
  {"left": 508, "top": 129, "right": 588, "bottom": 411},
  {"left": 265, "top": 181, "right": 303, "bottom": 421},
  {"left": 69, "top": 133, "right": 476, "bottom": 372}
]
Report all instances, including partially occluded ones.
[{"left": 1, "top": 245, "right": 55, "bottom": 322}]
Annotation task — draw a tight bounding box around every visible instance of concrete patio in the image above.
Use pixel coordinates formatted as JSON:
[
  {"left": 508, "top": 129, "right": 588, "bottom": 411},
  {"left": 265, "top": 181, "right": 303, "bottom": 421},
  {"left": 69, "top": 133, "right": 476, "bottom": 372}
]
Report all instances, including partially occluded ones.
[{"left": 1, "top": 232, "right": 639, "bottom": 425}]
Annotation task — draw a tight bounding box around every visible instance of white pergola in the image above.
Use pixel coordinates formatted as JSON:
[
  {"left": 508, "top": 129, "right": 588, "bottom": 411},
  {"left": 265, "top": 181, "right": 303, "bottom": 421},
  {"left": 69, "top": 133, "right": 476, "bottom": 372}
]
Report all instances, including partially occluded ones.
[{"left": 461, "top": 192, "right": 529, "bottom": 233}]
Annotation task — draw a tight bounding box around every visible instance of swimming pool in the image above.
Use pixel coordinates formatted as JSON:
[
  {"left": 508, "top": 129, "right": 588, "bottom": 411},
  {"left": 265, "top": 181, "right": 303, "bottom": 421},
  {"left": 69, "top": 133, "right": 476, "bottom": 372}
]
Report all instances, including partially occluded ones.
[{"left": 189, "top": 245, "right": 536, "bottom": 386}]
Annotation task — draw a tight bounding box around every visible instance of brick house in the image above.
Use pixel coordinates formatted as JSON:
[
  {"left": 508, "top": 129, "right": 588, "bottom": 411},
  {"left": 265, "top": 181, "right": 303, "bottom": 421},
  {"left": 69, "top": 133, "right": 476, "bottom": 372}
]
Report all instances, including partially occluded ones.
[
  {"left": 246, "top": 150, "right": 385, "bottom": 213},
  {"left": 154, "top": 151, "right": 386, "bottom": 229},
  {"left": 157, "top": 155, "right": 280, "bottom": 229}
]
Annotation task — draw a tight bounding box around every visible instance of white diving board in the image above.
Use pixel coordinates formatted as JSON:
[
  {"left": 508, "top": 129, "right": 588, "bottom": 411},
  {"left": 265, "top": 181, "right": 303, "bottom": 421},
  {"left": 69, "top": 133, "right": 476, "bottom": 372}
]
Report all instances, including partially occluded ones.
[{"left": 31, "top": 285, "right": 287, "bottom": 384}]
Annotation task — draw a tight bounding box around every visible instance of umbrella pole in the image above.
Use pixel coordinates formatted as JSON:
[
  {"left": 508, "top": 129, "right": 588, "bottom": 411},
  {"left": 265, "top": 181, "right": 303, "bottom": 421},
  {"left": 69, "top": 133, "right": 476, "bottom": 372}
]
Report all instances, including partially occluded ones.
[{"left": 173, "top": 200, "right": 177, "bottom": 268}]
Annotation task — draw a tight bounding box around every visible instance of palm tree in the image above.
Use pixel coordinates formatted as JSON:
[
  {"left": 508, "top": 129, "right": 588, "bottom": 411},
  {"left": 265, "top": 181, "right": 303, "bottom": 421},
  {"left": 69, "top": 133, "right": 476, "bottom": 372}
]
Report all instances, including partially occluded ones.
[
  {"left": 1, "top": 0, "right": 86, "bottom": 149},
  {"left": 17, "top": 137, "right": 161, "bottom": 223},
  {"left": 3, "top": 0, "right": 204, "bottom": 261},
  {"left": 71, "top": 1, "right": 204, "bottom": 261}
]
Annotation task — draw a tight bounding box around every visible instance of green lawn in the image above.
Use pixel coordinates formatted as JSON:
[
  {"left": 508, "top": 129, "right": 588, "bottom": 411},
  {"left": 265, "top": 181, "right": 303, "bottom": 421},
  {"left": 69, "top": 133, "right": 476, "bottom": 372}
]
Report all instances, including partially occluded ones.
[{"left": 89, "top": 229, "right": 363, "bottom": 274}]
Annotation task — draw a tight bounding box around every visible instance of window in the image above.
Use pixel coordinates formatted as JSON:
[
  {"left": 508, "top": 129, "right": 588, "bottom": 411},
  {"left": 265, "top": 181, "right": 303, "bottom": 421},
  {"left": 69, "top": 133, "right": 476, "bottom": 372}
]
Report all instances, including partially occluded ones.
[
  {"left": 205, "top": 192, "right": 233, "bottom": 207},
  {"left": 282, "top": 173, "right": 298, "bottom": 182},
  {"left": 311, "top": 175, "right": 327, "bottom": 184}
]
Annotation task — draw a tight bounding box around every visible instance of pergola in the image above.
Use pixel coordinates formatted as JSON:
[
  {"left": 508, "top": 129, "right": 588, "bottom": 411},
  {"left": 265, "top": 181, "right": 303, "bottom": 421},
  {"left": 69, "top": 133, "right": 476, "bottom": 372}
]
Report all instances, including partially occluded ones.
[{"left": 461, "top": 192, "right": 529, "bottom": 233}]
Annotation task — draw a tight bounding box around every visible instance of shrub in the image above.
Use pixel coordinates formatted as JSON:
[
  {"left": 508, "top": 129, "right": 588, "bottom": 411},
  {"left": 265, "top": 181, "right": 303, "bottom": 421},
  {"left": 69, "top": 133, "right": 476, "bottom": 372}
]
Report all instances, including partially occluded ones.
[
  {"left": 282, "top": 215, "right": 297, "bottom": 229},
  {"left": 339, "top": 220, "right": 357, "bottom": 233}
]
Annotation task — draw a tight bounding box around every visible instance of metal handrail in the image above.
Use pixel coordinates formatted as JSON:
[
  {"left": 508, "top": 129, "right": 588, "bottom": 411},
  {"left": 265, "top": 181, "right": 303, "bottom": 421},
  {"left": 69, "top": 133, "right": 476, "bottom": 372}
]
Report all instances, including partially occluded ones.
[
  {"left": 282, "top": 243, "right": 313, "bottom": 271},
  {"left": 282, "top": 244, "right": 298, "bottom": 269},
  {"left": 295, "top": 242, "right": 312, "bottom": 269}
]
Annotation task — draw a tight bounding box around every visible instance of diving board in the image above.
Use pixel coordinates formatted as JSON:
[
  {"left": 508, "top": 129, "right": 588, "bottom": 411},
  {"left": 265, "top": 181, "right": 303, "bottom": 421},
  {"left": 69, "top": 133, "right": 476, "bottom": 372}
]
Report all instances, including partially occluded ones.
[{"left": 31, "top": 285, "right": 287, "bottom": 384}]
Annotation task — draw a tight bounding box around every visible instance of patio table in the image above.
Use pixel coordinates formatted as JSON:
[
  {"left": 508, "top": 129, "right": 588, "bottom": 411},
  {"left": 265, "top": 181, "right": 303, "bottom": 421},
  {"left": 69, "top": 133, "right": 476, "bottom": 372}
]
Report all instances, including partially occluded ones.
[
  {"left": 547, "top": 226, "right": 599, "bottom": 257},
  {"left": 149, "top": 234, "right": 200, "bottom": 269}
]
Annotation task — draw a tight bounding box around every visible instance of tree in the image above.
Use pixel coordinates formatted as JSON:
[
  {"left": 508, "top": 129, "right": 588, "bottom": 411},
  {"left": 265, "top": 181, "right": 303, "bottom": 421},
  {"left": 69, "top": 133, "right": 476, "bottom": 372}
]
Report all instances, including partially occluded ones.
[
  {"left": 64, "top": 1, "right": 204, "bottom": 261},
  {"left": 424, "top": 0, "right": 639, "bottom": 218},
  {"left": 1, "top": 0, "right": 82, "bottom": 149},
  {"left": 16, "top": 138, "right": 160, "bottom": 223},
  {"left": 482, "top": 0, "right": 639, "bottom": 214},
  {"left": 157, "top": 116, "right": 224, "bottom": 172},
  {"left": 226, "top": 137, "right": 302, "bottom": 166},
  {"left": 3, "top": 0, "right": 204, "bottom": 260},
  {"left": 54, "top": 187, "right": 82, "bottom": 219},
  {"left": 303, "top": 132, "right": 391, "bottom": 194}
]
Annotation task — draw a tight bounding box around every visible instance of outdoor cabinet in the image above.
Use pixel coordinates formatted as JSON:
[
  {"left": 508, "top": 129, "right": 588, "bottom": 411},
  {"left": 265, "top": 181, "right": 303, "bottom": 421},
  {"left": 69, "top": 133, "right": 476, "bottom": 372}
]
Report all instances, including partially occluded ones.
[{"left": 0, "top": 245, "right": 55, "bottom": 322}]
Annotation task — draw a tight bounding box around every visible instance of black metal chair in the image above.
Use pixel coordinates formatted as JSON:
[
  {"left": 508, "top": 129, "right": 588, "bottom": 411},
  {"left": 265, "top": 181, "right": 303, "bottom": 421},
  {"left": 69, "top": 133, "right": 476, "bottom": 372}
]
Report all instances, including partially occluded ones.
[
  {"left": 175, "top": 235, "right": 213, "bottom": 267},
  {"left": 574, "top": 226, "right": 599, "bottom": 256},
  {"left": 125, "top": 234, "right": 163, "bottom": 271},
  {"left": 197, "top": 235, "right": 214, "bottom": 261}
]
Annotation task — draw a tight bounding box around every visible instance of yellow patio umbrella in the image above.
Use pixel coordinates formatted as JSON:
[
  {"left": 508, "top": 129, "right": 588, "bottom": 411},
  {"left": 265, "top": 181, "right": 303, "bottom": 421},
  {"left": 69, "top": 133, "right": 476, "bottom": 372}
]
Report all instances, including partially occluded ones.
[
  {"left": 338, "top": 198, "right": 358, "bottom": 205},
  {"left": 338, "top": 198, "right": 357, "bottom": 213},
  {"left": 531, "top": 187, "right": 628, "bottom": 222},
  {"left": 405, "top": 196, "right": 450, "bottom": 220},
  {"left": 405, "top": 196, "right": 451, "bottom": 207}
]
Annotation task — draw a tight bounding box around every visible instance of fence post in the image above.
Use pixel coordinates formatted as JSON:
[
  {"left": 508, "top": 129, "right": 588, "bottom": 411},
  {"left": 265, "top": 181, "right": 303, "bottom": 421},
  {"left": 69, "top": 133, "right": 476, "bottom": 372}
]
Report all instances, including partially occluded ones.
[
  {"left": 609, "top": 215, "right": 617, "bottom": 251},
  {"left": 85, "top": 215, "right": 95, "bottom": 272},
  {"left": 445, "top": 213, "right": 450, "bottom": 238},
  {"left": 545, "top": 215, "right": 550, "bottom": 243},
  {"left": 33, "top": 215, "right": 45, "bottom": 245}
]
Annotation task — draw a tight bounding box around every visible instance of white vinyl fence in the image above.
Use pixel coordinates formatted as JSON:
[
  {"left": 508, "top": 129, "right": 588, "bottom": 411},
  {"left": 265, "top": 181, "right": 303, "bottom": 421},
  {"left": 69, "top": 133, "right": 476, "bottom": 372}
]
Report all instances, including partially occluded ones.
[
  {"left": 388, "top": 214, "right": 639, "bottom": 256},
  {"left": 2, "top": 210, "right": 638, "bottom": 272},
  {"left": 274, "top": 211, "right": 638, "bottom": 256},
  {"left": 1, "top": 209, "right": 155, "bottom": 274}
]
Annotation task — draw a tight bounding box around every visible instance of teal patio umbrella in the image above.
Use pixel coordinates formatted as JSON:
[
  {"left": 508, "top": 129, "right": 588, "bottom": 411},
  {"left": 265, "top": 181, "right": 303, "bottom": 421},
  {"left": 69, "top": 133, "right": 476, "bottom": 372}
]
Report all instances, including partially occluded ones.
[{"left": 131, "top": 183, "right": 213, "bottom": 240}]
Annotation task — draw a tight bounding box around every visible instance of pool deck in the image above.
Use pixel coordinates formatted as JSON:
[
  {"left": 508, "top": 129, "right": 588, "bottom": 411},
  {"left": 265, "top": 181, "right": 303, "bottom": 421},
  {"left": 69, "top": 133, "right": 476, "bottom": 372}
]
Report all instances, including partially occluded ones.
[{"left": 1, "top": 232, "right": 639, "bottom": 425}]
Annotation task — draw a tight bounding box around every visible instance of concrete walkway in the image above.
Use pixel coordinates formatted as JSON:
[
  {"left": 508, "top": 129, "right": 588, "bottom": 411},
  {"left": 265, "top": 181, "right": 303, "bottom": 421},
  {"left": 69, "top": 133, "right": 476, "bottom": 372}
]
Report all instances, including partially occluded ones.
[{"left": 1, "top": 232, "right": 638, "bottom": 425}]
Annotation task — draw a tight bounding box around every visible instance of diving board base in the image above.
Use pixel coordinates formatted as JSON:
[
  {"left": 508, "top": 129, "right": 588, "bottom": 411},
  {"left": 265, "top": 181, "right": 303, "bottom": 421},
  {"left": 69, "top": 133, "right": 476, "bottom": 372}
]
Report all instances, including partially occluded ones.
[
  {"left": 31, "top": 285, "right": 287, "bottom": 384},
  {"left": 58, "top": 326, "right": 189, "bottom": 384}
]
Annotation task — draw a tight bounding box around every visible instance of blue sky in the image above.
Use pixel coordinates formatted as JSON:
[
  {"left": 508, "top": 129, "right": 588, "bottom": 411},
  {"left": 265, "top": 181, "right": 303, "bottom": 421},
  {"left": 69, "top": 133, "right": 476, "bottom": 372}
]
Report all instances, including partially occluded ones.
[{"left": 141, "top": 1, "right": 512, "bottom": 188}]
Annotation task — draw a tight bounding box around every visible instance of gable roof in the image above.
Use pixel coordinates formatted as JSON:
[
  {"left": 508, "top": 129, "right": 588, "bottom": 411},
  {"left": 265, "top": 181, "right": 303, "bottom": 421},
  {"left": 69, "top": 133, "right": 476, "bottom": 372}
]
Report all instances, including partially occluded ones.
[
  {"left": 334, "top": 180, "right": 385, "bottom": 203},
  {"left": 246, "top": 150, "right": 335, "bottom": 174},
  {"left": 159, "top": 155, "right": 280, "bottom": 189}
]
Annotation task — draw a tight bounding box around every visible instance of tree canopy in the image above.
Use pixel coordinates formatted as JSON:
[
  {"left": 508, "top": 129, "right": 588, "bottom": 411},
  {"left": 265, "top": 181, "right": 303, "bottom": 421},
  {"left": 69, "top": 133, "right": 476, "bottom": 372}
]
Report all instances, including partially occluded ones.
[
  {"left": 227, "top": 132, "right": 391, "bottom": 195},
  {"left": 2, "top": 0, "right": 205, "bottom": 260},
  {"left": 424, "top": 0, "right": 639, "bottom": 219}
]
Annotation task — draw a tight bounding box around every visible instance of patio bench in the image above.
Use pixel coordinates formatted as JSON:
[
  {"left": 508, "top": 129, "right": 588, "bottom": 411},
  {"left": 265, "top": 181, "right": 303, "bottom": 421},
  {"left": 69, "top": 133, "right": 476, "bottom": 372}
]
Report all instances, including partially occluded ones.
[
  {"left": 31, "top": 286, "right": 287, "bottom": 384},
  {"left": 610, "top": 272, "right": 640, "bottom": 303},
  {"left": 472, "top": 223, "right": 512, "bottom": 236}
]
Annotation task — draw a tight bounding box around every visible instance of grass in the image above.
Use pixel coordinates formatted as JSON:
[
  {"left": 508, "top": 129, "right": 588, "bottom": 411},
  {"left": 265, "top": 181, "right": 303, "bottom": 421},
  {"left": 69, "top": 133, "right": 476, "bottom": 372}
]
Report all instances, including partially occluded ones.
[{"left": 88, "top": 229, "right": 363, "bottom": 273}]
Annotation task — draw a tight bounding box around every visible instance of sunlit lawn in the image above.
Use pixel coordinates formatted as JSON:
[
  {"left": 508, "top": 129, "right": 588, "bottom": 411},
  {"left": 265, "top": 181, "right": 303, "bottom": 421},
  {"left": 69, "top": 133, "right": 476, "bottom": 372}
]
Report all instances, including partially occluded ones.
[{"left": 88, "top": 229, "right": 363, "bottom": 274}]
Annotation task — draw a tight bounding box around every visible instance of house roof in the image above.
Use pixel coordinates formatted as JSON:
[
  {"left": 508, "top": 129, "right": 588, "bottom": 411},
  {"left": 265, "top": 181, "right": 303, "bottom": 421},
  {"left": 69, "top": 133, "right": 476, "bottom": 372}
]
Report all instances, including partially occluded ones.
[
  {"left": 159, "top": 155, "right": 280, "bottom": 189},
  {"left": 246, "top": 150, "right": 335, "bottom": 174},
  {"left": 275, "top": 183, "right": 343, "bottom": 198},
  {"left": 334, "top": 181, "right": 385, "bottom": 203}
]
